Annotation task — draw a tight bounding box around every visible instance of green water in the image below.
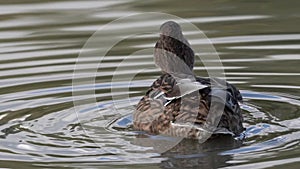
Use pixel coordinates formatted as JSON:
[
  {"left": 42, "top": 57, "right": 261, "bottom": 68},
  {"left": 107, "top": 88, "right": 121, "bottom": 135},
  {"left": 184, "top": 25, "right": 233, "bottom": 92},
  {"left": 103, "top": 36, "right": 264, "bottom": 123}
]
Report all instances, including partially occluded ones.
[{"left": 0, "top": 0, "right": 299, "bottom": 168}]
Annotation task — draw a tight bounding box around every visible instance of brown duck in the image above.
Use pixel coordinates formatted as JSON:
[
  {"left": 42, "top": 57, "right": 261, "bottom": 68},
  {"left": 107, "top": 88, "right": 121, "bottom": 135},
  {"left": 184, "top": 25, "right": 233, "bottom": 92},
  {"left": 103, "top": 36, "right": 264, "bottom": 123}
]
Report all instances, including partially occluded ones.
[{"left": 133, "top": 21, "right": 244, "bottom": 140}]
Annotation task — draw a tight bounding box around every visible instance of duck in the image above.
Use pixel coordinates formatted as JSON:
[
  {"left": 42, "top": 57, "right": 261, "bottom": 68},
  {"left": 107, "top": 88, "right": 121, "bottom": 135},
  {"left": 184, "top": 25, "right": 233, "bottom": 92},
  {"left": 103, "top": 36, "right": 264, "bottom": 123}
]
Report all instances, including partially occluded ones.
[{"left": 133, "top": 21, "right": 244, "bottom": 140}]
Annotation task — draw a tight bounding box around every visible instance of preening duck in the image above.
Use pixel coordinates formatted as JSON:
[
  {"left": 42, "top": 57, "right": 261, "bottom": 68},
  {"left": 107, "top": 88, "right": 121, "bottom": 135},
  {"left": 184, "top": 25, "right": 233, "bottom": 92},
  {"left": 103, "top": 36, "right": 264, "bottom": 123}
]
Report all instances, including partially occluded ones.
[{"left": 133, "top": 21, "right": 244, "bottom": 140}]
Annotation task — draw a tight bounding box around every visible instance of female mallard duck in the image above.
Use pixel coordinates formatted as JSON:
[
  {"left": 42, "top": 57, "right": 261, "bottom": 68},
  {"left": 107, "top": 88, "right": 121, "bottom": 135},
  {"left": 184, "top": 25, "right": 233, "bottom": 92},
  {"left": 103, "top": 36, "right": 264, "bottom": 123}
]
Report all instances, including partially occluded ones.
[{"left": 133, "top": 21, "right": 244, "bottom": 140}]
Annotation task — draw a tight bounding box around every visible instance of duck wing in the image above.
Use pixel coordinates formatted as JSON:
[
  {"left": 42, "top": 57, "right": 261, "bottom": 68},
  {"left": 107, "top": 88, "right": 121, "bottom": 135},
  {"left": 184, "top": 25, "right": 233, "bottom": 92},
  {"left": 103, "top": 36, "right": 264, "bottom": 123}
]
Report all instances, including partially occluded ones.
[{"left": 195, "top": 76, "right": 243, "bottom": 103}]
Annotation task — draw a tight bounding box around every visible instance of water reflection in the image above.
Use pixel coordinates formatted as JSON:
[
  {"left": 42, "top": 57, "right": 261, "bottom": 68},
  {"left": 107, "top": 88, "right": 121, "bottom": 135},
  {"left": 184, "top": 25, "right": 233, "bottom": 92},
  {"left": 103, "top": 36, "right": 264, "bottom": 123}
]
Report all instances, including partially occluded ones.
[{"left": 159, "top": 136, "right": 243, "bottom": 169}]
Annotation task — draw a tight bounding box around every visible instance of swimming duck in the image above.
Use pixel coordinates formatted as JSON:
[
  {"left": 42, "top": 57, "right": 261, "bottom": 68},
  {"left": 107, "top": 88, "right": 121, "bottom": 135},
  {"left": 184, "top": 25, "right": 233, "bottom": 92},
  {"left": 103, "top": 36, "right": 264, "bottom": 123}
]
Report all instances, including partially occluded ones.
[{"left": 133, "top": 21, "right": 244, "bottom": 140}]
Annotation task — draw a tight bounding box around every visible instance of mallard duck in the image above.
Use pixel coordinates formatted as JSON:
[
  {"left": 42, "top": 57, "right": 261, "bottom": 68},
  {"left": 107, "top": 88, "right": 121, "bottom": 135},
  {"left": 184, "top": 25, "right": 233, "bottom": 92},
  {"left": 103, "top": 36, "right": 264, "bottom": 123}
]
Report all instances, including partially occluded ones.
[{"left": 133, "top": 21, "right": 244, "bottom": 140}]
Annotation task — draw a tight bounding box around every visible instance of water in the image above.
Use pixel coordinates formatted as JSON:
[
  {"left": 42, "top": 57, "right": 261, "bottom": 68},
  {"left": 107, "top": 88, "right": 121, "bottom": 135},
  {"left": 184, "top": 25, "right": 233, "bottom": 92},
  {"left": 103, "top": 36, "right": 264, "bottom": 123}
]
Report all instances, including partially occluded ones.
[{"left": 0, "top": 0, "right": 299, "bottom": 168}]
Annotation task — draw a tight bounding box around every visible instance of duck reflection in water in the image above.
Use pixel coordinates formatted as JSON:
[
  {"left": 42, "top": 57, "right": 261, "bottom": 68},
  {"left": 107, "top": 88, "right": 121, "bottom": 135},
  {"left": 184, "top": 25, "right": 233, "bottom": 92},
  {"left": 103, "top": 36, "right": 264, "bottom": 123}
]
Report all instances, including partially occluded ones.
[
  {"left": 159, "top": 135, "right": 243, "bottom": 168},
  {"left": 133, "top": 21, "right": 245, "bottom": 141},
  {"left": 130, "top": 134, "right": 243, "bottom": 168}
]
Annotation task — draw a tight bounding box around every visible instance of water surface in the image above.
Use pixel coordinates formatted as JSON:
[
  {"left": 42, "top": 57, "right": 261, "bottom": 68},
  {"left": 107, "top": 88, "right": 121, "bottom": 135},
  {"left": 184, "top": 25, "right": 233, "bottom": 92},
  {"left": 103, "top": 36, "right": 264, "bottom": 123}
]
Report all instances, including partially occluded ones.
[{"left": 0, "top": 0, "right": 299, "bottom": 168}]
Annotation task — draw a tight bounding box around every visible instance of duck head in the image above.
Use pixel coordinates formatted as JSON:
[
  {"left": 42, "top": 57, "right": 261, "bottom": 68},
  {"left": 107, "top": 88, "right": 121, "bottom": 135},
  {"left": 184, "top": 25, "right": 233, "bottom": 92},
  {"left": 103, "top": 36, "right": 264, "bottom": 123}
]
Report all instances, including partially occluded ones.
[
  {"left": 154, "top": 21, "right": 195, "bottom": 75},
  {"left": 159, "top": 21, "right": 183, "bottom": 39}
]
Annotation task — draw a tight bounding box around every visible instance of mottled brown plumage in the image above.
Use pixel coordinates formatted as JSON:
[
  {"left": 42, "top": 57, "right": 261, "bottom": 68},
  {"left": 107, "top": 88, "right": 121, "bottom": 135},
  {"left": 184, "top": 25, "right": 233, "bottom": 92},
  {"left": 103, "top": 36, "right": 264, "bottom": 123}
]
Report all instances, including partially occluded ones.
[{"left": 133, "top": 21, "right": 244, "bottom": 139}]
